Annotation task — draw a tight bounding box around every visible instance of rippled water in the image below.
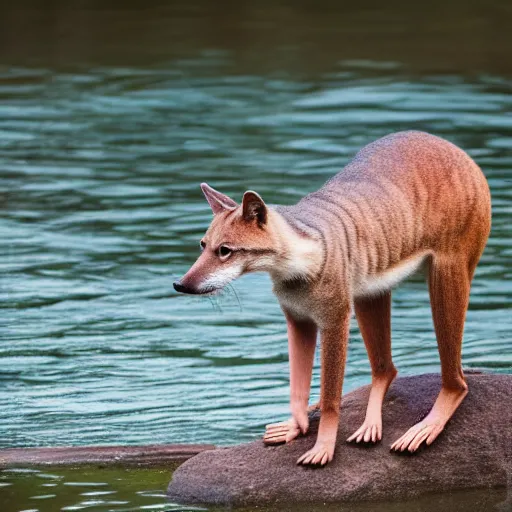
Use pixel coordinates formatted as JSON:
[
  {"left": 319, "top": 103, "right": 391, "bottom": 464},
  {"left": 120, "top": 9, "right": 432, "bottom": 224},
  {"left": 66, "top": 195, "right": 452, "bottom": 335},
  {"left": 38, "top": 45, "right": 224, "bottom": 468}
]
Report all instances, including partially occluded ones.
[
  {"left": 1, "top": 467, "right": 183, "bottom": 512},
  {"left": 1, "top": 1, "right": 511, "bottom": 511},
  {"left": 3, "top": 56, "right": 511, "bottom": 450},
  {"left": 1, "top": 466, "right": 509, "bottom": 512},
  {"left": 1, "top": 466, "right": 508, "bottom": 512}
]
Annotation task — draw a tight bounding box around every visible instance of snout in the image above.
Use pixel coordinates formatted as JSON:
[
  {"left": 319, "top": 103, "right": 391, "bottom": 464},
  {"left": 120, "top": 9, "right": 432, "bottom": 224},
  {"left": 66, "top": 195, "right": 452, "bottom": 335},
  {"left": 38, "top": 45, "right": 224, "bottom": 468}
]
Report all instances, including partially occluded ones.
[{"left": 173, "top": 281, "right": 199, "bottom": 294}]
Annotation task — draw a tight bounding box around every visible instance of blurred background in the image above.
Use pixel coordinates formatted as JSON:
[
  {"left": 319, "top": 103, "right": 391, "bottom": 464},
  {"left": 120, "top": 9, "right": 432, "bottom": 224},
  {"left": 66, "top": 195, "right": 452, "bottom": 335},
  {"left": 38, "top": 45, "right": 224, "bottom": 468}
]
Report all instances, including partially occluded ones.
[{"left": 1, "top": 0, "right": 511, "bottom": 452}]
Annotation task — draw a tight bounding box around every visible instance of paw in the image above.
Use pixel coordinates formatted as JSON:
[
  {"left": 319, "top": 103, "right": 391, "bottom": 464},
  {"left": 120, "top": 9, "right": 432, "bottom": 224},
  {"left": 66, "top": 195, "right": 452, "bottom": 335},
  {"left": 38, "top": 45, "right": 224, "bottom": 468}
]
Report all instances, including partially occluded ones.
[
  {"left": 390, "top": 421, "right": 444, "bottom": 452},
  {"left": 297, "top": 441, "right": 335, "bottom": 466},
  {"left": 347, "top": 419, "right": 382, "bottom": 444},
  {"left": 263, "top": 419, "right": 301, "bottom": 445}
]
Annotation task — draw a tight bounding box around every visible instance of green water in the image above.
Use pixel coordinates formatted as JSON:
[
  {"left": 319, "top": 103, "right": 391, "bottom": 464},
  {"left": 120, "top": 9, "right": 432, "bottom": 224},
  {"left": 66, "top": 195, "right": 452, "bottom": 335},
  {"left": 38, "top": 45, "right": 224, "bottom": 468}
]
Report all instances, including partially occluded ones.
[
  {"left": 1, "top": 466, "right": 508, "bottom": 512},
  {"left": 1, "top": 0, "right": 511, "bottom": 510},
  {"left": 1, "top": 467, "right": 181, "bottom": 512}
]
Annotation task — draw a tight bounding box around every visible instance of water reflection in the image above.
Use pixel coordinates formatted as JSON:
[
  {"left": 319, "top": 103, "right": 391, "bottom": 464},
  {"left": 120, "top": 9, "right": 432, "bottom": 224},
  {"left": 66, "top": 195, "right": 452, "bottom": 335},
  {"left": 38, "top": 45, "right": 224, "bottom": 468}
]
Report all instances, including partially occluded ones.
[
  {"left": 0, "top": 467, "right": 185, "bottom": 512},
  {"left": 1, "top": 466, "right": 507, "bottom": 512}
]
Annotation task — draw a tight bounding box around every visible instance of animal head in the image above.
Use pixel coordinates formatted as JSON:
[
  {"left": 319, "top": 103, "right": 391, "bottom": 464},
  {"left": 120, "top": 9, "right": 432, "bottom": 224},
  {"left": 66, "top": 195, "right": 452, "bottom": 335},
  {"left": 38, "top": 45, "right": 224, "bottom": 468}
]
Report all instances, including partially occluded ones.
[{"left": 173, "top": 183, "right": 281, "bottom": 295}]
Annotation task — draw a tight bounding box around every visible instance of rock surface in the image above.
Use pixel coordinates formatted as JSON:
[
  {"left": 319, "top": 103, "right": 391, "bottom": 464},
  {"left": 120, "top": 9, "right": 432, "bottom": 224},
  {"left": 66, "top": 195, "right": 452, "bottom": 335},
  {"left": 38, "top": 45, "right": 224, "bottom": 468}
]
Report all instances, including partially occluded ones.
[{"left": 168, "top": 373, "right": 511, "bottom": 507}]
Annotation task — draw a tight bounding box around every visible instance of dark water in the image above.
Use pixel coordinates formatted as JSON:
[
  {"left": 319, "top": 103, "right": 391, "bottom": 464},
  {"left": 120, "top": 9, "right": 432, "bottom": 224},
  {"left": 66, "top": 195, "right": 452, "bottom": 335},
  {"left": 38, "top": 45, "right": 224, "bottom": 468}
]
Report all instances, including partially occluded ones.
[
  {"left": 1, "top": 467, "right": 182, "bottom": 512},
  {"left": 1, "top": 466, "right": 509, "bottom": 512},
  {"left": 1, "top": 1, "right": 511, "bottom": 511}
]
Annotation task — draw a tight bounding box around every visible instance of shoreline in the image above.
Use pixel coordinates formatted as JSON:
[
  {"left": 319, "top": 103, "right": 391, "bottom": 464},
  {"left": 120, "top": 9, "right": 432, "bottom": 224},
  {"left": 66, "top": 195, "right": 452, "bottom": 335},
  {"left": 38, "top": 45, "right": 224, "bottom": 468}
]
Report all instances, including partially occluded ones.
[{"left": 0, "top": 444, "right": 215, "bottom": 468}]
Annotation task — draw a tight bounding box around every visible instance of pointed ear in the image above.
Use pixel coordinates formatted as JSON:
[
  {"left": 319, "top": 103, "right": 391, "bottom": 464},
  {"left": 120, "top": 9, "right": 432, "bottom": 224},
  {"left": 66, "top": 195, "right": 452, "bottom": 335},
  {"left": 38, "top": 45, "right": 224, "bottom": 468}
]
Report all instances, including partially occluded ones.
[
  {"left": 242, "top": 191, "right": 267, "bottom": 225},
  {"left": 201, "top": 183, "right": 238, "bottom": 215}
]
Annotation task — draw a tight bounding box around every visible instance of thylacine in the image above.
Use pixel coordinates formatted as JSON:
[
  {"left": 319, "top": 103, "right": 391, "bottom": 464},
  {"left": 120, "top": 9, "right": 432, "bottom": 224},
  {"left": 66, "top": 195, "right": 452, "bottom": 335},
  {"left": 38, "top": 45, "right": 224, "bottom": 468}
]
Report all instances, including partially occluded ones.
[{"left": 174, "top": 131, "right": 491, "bottom": 466}]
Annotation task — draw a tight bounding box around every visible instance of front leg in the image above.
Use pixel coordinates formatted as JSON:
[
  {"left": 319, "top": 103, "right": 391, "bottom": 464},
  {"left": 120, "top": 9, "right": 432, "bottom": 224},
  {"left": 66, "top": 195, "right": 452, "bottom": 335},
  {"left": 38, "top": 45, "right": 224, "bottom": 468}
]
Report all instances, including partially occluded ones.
[
  {"left": 297, "top": 307, "right": 350, "bottom": 466},
  {"left": 264, "top": 311, "right": 317, "bottom": 445},
  {"left": 347, "top": 292, "right": 397, "bottom": 444}
]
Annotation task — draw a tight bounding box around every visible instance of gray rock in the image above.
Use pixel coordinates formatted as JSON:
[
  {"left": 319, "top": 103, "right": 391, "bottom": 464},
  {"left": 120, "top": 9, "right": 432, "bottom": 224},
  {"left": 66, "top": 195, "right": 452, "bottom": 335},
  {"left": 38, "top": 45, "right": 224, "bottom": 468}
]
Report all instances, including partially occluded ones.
[{"left": 167, "top": 373, "right": 511, "bottom": 507}]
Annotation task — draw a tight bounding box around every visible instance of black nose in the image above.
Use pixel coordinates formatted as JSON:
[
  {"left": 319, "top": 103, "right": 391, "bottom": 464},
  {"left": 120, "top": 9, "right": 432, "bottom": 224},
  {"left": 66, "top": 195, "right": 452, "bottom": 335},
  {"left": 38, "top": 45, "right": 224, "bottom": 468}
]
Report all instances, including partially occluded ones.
[
  {"left": 173, "top": 281, "right": 187, "bottom": 293},
  {"left": 172, "top": 281, "right": 194, "bottom": 293}
]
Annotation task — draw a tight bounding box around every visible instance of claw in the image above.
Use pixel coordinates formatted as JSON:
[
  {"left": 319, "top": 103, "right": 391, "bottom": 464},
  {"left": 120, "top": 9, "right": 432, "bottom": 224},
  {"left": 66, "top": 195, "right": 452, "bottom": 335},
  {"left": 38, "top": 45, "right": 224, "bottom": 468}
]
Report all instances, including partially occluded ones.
[
  {"left": 391, "top": 422, "right": 443, "bottom": 452},
  {"left": 347, "top": 421, "right": 382, "bottom": 444},
  {"left": 264, "top": 418, "right": 302, "bottom": 446},
  {"left": 265, "top": 421, "right": 291, "bottom": 431},
  {"left": 297, "top": 442, "right": 334, "bottom": 466}
]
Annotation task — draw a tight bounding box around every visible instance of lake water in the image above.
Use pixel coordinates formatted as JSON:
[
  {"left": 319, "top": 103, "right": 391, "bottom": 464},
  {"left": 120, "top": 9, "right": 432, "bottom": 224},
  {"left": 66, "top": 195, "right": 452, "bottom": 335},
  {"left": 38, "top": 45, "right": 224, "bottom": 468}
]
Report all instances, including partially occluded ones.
[
  {"left": 1, "top": 0, "right": 511, "bottom": 511},
  {"left": 1, "top": 466, "right": 508, "bottom": 512}
]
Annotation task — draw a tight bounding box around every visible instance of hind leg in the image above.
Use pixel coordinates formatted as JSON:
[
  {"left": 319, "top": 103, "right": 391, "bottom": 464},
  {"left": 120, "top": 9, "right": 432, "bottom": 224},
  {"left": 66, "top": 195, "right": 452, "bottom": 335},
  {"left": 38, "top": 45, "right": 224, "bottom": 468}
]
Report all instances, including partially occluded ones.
[
  {"left": 391, "top": 256, "right": 471, "bottom": 452},
  {"left": 348, "top": 292, "right": 397, "bottom": 443}
]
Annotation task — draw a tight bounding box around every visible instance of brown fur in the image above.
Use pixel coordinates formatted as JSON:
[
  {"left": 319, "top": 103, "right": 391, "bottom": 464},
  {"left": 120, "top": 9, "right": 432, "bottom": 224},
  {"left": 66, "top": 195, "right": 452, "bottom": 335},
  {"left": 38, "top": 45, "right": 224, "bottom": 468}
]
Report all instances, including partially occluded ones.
[{"left": 175, "top": 131, "right": 491, "bottom": 465}]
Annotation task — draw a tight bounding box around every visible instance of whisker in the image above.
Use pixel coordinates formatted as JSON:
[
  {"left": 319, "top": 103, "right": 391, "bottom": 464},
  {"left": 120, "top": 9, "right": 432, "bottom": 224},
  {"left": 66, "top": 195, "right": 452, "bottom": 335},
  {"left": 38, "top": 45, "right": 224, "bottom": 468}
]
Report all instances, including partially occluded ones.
[
  {"left": 212, "top": 295, "right": 223, "bottom": 313},
  {"left": 207, "top": 296, "right": 221, "bottom": 312},
  {"left": 227, "top": 283, "right": 243, "bottom": 312}
]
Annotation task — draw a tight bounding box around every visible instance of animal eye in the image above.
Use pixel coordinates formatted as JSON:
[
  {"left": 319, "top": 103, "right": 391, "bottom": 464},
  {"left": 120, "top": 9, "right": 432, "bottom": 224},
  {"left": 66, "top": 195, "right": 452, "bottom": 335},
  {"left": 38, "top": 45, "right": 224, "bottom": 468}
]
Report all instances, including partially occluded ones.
[
  {"left": 200, "top": 240, "right": 206, "bottom": 251},
  {"left": 219, "top": 246, "right": 232, "bottom": 258}
]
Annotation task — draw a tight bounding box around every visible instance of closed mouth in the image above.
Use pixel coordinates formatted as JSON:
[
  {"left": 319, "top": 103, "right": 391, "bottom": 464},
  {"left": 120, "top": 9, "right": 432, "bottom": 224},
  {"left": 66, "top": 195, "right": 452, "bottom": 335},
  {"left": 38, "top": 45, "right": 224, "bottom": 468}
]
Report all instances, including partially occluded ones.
[{"left": 174, "top": 285, "right": 220, "bottom": 296}]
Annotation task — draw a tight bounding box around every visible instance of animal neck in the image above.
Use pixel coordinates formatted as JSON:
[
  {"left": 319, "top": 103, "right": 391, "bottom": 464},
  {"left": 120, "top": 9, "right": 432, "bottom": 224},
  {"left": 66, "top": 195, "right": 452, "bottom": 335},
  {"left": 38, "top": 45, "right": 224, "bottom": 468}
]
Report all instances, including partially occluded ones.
[{"left": 267, "top": 208, "right": 324, "bottom": 284}]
